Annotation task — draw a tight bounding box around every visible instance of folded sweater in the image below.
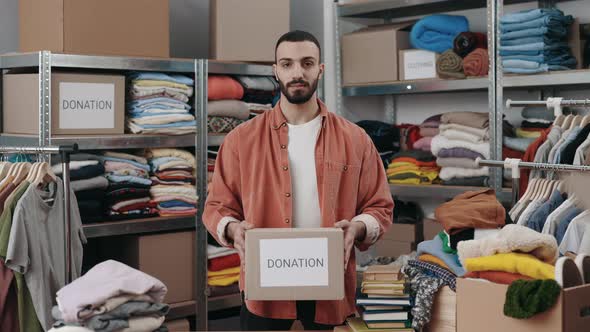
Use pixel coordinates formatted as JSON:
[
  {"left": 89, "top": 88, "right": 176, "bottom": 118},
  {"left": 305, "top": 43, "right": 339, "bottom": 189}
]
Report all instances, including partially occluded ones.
[{"left": 464, "top": 253, "right": 555, "bottom": 280}]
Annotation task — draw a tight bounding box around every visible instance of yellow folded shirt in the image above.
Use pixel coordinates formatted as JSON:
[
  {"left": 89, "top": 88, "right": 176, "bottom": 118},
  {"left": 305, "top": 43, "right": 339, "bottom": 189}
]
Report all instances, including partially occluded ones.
[
  {"left": 133, "top": 79, "right": 191, "bottom": 91},
  {"left": 465, "top": 252, "right": 555, "bottom": 280},
  {"left": 208, "top": 266, "right": 240, "bottom": 277},
  {"left": 516, "top": 128, "right": 542, "bottom": 139},
  {"left": 389, "top": 178, "right": 422, "bottom": 185},
  {"left": 419, "top": 254, "right": 452, "bottom": 272},
  {"left": 208, "top": 274, "right": 240, "bottom": 286}
]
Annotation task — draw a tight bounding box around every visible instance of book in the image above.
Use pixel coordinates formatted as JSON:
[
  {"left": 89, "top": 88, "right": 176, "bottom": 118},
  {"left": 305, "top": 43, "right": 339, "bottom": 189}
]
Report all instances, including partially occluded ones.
[
  {"left": 356, "top": 297, "right": 411, "bottom": 306},
  {"left": 368, "top": 294, "right": 410, "bottom": 299},
  {"left": 361, "top": 279, "right": 405, "bottom": 285},
  {"left": 347, "top": 317, "right": 412, "bottom": 332},
  {"left": 367, "top": 320, "right": 412, "bottom": 329},
  {"left": 361, "top": 282, "right": 405, "bottom": 289},
  {"left": 360, "top": 305, "right": 409, "bottom": 311},
  {"left": 362, "top": 310, "right": 409, "bottom": 321},
  {"left": 361, "top": 288, "right": 407, "bottom": 296},
  {"left": 363, "top": 265, "right": 401, "bottom": 281}
]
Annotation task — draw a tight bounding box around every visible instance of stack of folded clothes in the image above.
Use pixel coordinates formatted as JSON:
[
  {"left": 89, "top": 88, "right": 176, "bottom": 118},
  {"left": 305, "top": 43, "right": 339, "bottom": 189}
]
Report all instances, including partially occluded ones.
[
  {"left": 53, "top": 153, "right": 107, "bottom": 224},
  {"left": 357, "top": 120, "right": 401, "bottom": 168},
  {"left": 233, "top": 75, "right": 279, "bottom": 105},
  {"left": 501, "top": 8, "right": 577, "bottom": 74},
  {"left": 208, "top": 75, "right": 247, "bottom": 135},
  {"left": 126, "top": 72, "right": 196, "bottom": 135},
  {"left": 386, "top": 150, "right": 440, "bottom": 185},
  {"left": 413, "top": 115, "right": 442, "bottom": 153},
  {"left": 208, "top": 245, "right": 240, "bottom": 289},
  {"left": 102, "top": 151, "right": 156, "bottom": 220},
  {"left": 146, "top": 148, "right": 198, "bottom": 217},
  {"left": 51, "top": 260, "right": 169, "bottom": 332},
  {"left": 432, "top": 112, "right": 491, "bottom": 187}
]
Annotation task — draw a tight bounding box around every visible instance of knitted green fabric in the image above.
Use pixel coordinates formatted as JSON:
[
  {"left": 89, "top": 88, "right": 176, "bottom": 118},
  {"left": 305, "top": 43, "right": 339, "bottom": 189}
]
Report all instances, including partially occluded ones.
[
  {"left": 438, "top": 231, "right": 457, "bottom": 254},
  {"left": 503, "top": 279, "right": 561, "bottom": 319}
]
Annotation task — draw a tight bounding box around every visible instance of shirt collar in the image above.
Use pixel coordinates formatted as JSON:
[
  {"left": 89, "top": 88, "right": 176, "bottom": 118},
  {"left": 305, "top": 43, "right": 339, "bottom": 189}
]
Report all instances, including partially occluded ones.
[{"left": 270, "top": 99, "right": 329, "bottom": 130}]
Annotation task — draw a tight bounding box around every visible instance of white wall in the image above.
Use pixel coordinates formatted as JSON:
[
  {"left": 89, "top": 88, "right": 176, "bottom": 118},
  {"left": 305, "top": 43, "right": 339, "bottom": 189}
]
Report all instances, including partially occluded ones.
[{"left": 0, "top": 0, "right": 18, "bottom": 54}]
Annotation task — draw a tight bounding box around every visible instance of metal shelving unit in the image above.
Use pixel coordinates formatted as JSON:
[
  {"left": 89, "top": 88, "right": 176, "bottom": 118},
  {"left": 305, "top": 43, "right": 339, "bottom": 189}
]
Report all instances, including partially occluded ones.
[
  {"left": 334, "top": 0, "right": 579, "bottom": 199},
  {"left": 0, "top": 52, "right": 209, "bottom": 330},
  {"left": 390, "top": 184, "right": 512, "bottom": 202},
  {"left": 207, "top": 134, "right": 226, "bottom": 147}
]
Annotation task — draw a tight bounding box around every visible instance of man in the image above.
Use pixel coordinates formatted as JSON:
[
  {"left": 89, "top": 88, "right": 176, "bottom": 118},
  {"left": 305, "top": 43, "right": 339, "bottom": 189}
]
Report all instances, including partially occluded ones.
[{"left": 203, "top": 30, "right": 393, "bottom": 330}]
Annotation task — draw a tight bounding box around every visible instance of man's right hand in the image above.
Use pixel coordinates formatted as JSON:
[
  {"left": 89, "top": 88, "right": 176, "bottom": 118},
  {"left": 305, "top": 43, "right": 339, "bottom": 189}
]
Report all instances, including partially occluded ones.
[{"left": 226, "top": 221, "right": 254, "bottom": 271}]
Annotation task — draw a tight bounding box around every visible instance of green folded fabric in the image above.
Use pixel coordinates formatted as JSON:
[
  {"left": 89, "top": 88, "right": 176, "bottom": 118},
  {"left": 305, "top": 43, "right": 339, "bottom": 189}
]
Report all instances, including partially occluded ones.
[
  {"left": 438, "top": 231, "right": 457, "bottom": 254},
  {"left": 504, "top": 279, "right": 561, "bottom": 319}
]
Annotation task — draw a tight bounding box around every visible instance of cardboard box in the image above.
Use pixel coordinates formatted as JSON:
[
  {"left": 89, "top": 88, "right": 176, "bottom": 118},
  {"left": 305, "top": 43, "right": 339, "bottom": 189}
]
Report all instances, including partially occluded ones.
[
  {"left": 424, "top": 286, "right": 456, "bottom": 332},
  {"left": 245, "top": 228, "right": 344, "bottom": 301},
  {"left": 342, "top": 22, "right": 413, "bottom": 85},
  {"left": 399, "top": 49, "right": 439, "bottom": 80},
  {"left": 382, "top": 222, "right": 423, "bottom": 243},
  {"left": 165, "top": 318, "right": 190, "bottom": 332},
  {"left": 210, "top": 0, "right": 290, "bottom": 62},
  {"left": 19, "top": 0, "right": 169, "bottom": 57},
  {"left": 569, "top": 19, "right": 583, "bottom": 69},
  {"left": 3, "top": 73, "right": 125, "bottom": 135},
  {"left": 374, "top": 240, "right": 415, "bottom": 257},
  {"left": 101, "top": 231, "right": 195, "bottom": 304},
  {"left": 457, "top": 278, "right": 590, "bottom": 332},
  {"left": 423, "top": 218, "right": 444, "bottom": 241}
]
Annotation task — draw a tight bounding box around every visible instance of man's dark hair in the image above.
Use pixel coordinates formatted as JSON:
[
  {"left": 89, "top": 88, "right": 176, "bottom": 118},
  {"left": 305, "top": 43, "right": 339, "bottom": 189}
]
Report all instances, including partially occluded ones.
[{"left": 275, "top": 30, "right": 321, "bottom": 63}]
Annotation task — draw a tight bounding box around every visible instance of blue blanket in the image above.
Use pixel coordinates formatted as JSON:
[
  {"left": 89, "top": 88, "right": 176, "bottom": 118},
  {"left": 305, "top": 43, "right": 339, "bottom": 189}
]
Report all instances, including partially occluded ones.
[{"left": 410, "top": 14, "right": 469, "bottom": 53}]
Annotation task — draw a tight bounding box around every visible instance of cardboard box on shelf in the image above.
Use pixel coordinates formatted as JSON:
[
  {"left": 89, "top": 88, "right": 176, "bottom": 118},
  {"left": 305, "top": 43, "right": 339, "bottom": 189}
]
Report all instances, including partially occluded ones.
[
  {"left": 399, "top": 49, "right": 439, "bottom": 80},
  {"left": 423, "top": 218, "right": 444, "bottom": 241},
  {"left": 19, "top": 0, "right": 169, "bottom": 57},
  {"left": 101, "top": 231, "right": 195, "bottom": 304},
  {"left": 165, "top": 318, "right": 190, "bottom": 332},
  {"left": 457, "top": 278, "right": 590, "bottom": 332},
  {"left": 374, "top": 240, "right": 415, "bottom": 258},
  {"left": 569, "top": 19, "right": 583, "bottom": 69},
  {"left": 210, "top": 0, "right": 290, "bottom": 62},
  {"left": 245, "top": 228, "right": 344, "bottom": 301},
  {"left": 382, "top": 222, "right": 423, "bottom": 243},
  {"left": 3, "top": 73, "right": 125, "bottom": 135},
  {"left": 342, "top": 22, "right": 413, "bottom": 85}
]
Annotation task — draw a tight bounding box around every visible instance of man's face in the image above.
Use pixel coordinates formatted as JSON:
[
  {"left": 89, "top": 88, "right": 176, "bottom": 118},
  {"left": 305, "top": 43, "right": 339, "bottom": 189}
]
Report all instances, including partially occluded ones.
[{"left": 274, "top": 41, "right": 324, "bottom": 105}]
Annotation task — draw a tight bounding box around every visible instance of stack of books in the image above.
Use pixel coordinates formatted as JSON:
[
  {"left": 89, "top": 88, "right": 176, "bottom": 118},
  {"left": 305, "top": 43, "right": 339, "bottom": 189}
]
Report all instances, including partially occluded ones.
[{"left": 347, "top": 265, "right": 412, "bottom": 332}]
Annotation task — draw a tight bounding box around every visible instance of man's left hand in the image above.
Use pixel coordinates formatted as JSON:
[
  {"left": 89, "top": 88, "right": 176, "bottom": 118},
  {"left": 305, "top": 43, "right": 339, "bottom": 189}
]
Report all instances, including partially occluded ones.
[{"left": 334, "top": 220, "right": 366, "bottom": 270}]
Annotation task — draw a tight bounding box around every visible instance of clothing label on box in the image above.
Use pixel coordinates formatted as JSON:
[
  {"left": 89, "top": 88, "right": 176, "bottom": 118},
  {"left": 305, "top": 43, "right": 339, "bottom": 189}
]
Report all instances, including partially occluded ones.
[
  {"left": 59, "top": 82, "right": 115, "bottom": 129},
  {"left": 404, "top": 51, "right": 437, "bottom": 80},
  {"left": 259, "top": 237, "right": 329, "bottom": 287}
]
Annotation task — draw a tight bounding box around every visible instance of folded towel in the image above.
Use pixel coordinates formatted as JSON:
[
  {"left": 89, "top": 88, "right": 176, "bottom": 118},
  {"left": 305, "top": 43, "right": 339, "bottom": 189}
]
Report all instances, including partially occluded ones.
[
  {"left": 208, "top": 76, "right": 244, "bottom": 100},
  {"left": 464, "top": 253, "right": 555, "bottom": 280},
  {"left": 463, "top": 48, "right": 489, "bottom": 77},
  {"left": 458, "top": 224, "right": 559, "bottom": 265},
  {"left": 410, "top": 14, "right": 469, "bottom": 53},
  {"left": 208, "top": 100, "right": 250, "bottom": 120},
  {"left": 436, "top": 50, "right": 466, "bottom": 79},
  {"left": 454, "top": 32, "right": 487, "bottom": 57}
]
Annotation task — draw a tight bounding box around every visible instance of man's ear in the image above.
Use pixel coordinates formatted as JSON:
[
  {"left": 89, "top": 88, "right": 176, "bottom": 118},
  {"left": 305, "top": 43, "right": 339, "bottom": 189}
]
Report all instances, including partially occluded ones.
[{"left": 272, "top": 64, "right": 278, "bottom": 81}]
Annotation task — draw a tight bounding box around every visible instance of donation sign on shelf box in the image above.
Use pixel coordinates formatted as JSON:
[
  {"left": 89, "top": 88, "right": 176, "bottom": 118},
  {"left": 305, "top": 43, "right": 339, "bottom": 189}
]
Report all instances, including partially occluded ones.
[{"left": 245, "top": 228, "right": 344, "bottom": 301}]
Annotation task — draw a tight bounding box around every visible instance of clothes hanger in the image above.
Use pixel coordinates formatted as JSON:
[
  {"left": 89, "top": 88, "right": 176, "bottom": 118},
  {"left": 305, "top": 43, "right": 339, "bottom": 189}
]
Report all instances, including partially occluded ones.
[
  {"left": 581, "top": 114, "right": 590, "bottom": 127},
  {"left": 554, "top": 114, "right": 565, "bottom": 127},
  {"left": 520, "top": 177, "right": 538, "bottom": 202},
  {"left": 570, "top": 115, "right": 583, "bottom": 129},
  {"left": 543, "top": 180, "right": 558, "bottom": 201},
  {"left": 0, "top": 162, "right": 12, "bottom": 180},
  {"left": 536, "top": 178, "right": 551, "bottom": 201},
  {"left": 33, "top": 162, "right": 57, "bottom": 187},
  {"left": 12, "top": 162, "right": 31, "bottom": 186},
  {"left": 562, "top": 114, "right": 574, "bottom": 129}
]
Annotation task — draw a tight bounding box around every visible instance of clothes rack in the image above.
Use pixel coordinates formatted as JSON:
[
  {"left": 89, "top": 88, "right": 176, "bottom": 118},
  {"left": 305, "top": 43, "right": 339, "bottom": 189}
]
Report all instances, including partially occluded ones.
[
  {"left": 506, "top": 98, "right": 590, "bottom": 117},
  {"left": 477, "top": 158, "right": 590, "bottom": 205},
  {"left": 0, "top": 143, "right": 78, "bottom": 282}
]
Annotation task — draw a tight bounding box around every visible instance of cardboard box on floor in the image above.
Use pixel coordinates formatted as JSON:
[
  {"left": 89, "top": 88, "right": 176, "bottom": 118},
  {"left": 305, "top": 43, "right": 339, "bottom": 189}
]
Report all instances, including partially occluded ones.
[
  {"left": 424, "top": 286, "right": 456, "bottom": 332},
  {"left": 374, "top": 240, "right": 415, "bottom": 257},
  {"left": 165, "top": 318, "right": 190, "bottom": 332},
  {"left": 423, "top": 218, "right": 444, "bottom": 241},
  {"left": 457, "top": 278, "right": 590, "bottom": 332},
  {"left": 210, "top": 0, "right": 290, "bottom": 62},
  {"left": 101, "top": 231, "right": 195, "bottom": 304},
  {"left": 341, "top": 22, "right": 413, "bottom": 85},
  {"left": 19, "top": 0, "right": 169, "bottom": 57},
  {"left": 3, "top": 73, "right": 125, "bottom": 135},
  {"left": 245, "top": 228, "right": 344, "bottom": 301}
]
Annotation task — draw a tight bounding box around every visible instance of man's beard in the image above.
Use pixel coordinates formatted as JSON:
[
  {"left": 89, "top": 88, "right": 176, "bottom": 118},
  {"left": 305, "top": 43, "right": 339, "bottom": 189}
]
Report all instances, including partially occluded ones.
[{"left": 278, "top": 74, "right": 319, "bottom": 105}]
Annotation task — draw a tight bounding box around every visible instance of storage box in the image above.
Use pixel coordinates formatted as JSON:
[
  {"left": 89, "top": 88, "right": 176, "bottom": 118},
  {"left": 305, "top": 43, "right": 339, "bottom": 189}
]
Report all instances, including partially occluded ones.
[
  {"left": 423, "top": 218, "right": 444, "bottom": 241},
  {"left": 210, "top": 0, "right": 290, "bottom": 62},
  {"left": 399, "top": 49, "right": 439, "bottom": 80},
  {"left": 457, "top": 278, "right": 590, "bottom": 332},
  {"left": 3, "top": 73, "right": 125, "bottom": 135},
  {"left": 382, "top": 222, "right": 423, "bottom": 243},
  {"left": 424, "top": 286, "right": 456, "bottom": 332},
  {"left": 342, "top": 22, "right": 413, "bottom": 85},
  {"left": 374, "top": 240, "right": 415, "bottom": 257},
  {"left": 101, "top": 231, "right": 195, "bottom": 304},
  {"left": 245, "top": 228, "right": 344, "bottom": 301},
  {"left": 19, "top": 0, "right": 169, "bottom": 57},
  {"left": 165, "top": 318, "right": 190, "bottom": 332},
  {"left": 569, "top": 19, "right": 583, "bottom": 70}
]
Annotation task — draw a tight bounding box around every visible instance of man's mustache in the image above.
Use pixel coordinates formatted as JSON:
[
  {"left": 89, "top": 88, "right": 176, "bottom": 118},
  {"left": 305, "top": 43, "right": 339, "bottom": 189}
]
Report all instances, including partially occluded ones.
[{"left": 287, "top": 80, "right": 308, "bottom": 87}]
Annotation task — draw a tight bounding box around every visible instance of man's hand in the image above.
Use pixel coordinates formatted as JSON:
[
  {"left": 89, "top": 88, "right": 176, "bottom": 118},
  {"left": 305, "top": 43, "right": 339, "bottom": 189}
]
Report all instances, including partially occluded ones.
[
  {"left": 226, "top": 221, "right": 254, "bottom": 272},
  {"left": 334, "top": 220, "right": 366, "bottom": 270}
]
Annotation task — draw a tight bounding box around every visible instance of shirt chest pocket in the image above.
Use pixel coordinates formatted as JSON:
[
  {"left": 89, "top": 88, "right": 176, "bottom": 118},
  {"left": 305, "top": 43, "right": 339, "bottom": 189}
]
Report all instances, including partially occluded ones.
[{"left": 325, "top": 160, "right": 361, "bottom": 215}]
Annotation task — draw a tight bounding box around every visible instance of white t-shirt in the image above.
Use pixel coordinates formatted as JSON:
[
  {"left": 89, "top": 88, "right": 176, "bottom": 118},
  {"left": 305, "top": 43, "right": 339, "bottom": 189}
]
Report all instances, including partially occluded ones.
[{"left": 287, "top": 115, "right": 323, "bottom": 228}]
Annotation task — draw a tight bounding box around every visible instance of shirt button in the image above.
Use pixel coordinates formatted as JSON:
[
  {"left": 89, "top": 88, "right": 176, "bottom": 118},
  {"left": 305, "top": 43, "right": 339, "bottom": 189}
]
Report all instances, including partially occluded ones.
[
  {"left": 280, "top": 145, "right": 286, "bottom": 149},
  {"left": 282, "top": 166, "right": 288, "bottom": 171},
  {"left": 343, "top": 165, "right": 348, "bottom": 171},
  {"left": 282, "top": 123, "right": 286, "bottom": 127},
  {"left": 285, "top": 193, "right": 291, "bottom": 197},
  {"left": 285, "top": 218, "right": 290, "bottom": 224}
]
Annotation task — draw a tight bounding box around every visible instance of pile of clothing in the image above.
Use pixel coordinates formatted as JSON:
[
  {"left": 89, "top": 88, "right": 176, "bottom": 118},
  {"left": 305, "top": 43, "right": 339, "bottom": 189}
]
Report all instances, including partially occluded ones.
[
  {"left": 146, "top": 148, "right": 198, "bottom": 217},
  {"left": 50, "top": 260, "right": 169, "bottom": 332},
  {"left": 386, "top": 150, "right": 440, "bottom": 185},
  {"left": 501, "top": 8, "right": 577, "bottom": 74},
  {"left": 55, "top": 154, "right": 107, "bottom": 224},
  {"left": 401, "top": 189, "right": 507, "bottom": 330},
  {"left": 234, "top": 75, "right": 278, "bottom": 105},
  {"left": 102, "top": 151, "right": 156, "bottom": 220},
  {"left": 414, "top": 115, "right": 441, "bottom": 153},
  {"left": 207, "top": 245, "right": 240, "bottom": 288},
  {"left": 431, "top": 112, "right": 491, "bottom": 187},
  {"left": 127, "top": 72, "right": 196, "bottom": 135},
  {"left": 357, "top": 120, "right": 401, "bottom": 168}
]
